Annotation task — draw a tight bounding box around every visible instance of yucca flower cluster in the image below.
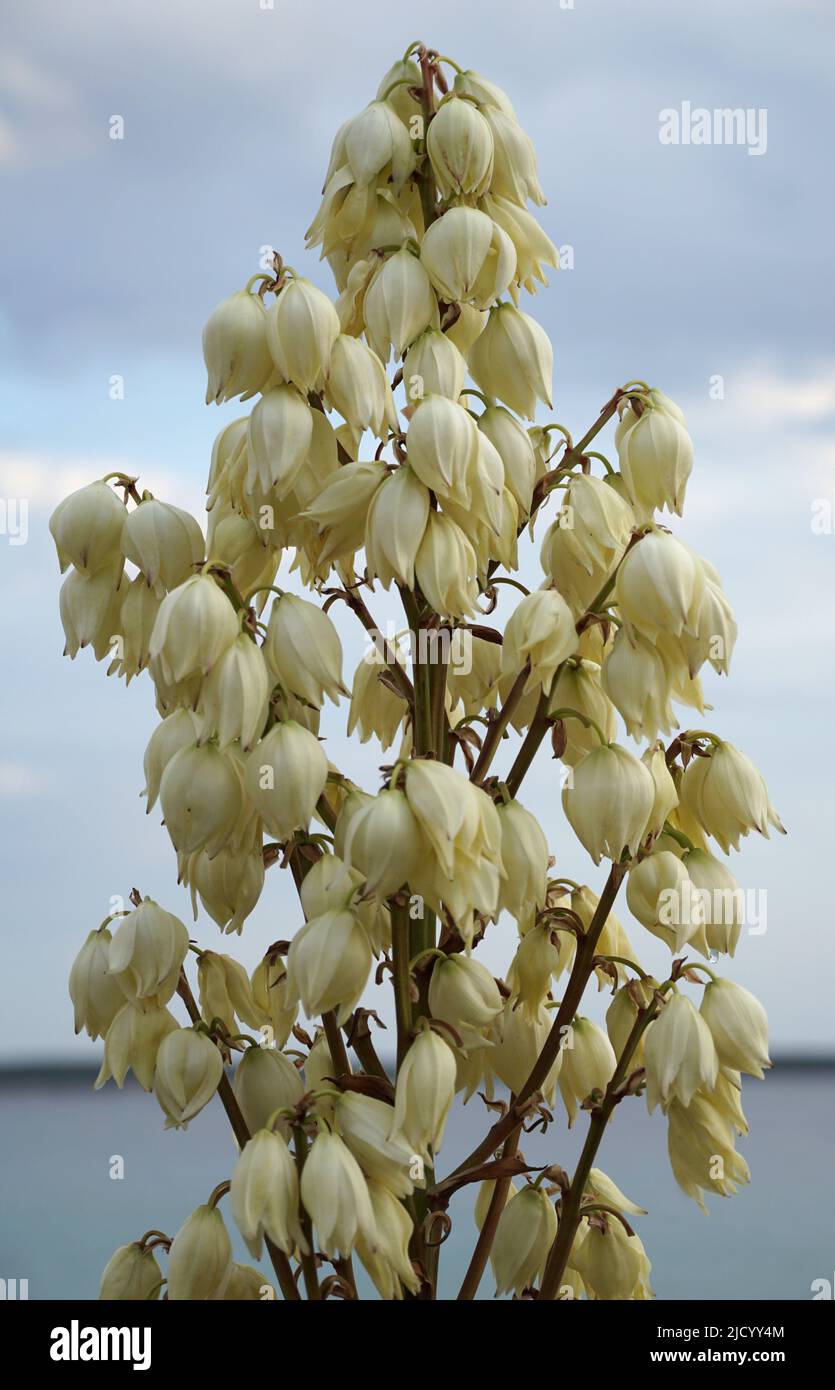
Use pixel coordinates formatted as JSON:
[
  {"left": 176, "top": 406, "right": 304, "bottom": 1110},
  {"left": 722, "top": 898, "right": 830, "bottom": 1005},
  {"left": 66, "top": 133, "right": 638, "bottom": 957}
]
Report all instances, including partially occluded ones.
[{"left": 56, "top": 41, "right": 783, "bottom": 1302}]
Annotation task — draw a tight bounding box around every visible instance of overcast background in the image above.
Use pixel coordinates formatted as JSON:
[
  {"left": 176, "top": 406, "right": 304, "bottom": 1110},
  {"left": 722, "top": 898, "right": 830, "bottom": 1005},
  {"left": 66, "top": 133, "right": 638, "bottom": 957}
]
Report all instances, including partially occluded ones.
[{"left": 1, "top": 0, "right": 834, "bottom": 1063}]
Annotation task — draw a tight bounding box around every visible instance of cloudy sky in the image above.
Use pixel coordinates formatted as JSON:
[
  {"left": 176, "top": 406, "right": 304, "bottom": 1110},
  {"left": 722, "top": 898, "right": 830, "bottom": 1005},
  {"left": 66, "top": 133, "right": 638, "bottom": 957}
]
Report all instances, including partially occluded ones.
[{"left": 2, "top": 0, "right": 833, "bottom": 1060}]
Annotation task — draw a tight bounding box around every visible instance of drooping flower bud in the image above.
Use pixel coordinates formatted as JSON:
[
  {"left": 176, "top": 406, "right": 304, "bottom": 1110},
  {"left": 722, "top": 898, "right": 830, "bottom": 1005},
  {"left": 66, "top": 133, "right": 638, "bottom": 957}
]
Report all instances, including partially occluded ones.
[
  {"left": 244, "top": 720, "right": 329, "bottom": 840},
  {"left": 427, "top": 95, "right": 494, "bottom": 198},
  {"left": 496, "top": 798, "right": 549, "bottom": 921},
  {"left": 95, "top": 1002, "right": 178, "bottom": 1090},
  {"left": 615, "top": 530, "right": 705, "bottom": 644},
  {"left": 681, "top": 848, "right": 743, "bottom": 956},
  {"left": 266, "top": 276, "right": 340, "bottom": 394},
  {"left": 49, "top": 481, "right": 126, "bottom": 575},
  {"left": 343, "top": 787, "right": 423, "bottom": 897},
  {"left": 160, "top": 742, "right": 243, "bottom": 863},
  {"left": 365, "top": 466, "right": 430, "bottom": 590},
  {"left": 626, "top": 850, "right": 697, "bottom": 953},
  {"left": 344, "top": 100, "right": 416, "bottom": 188},
  {"left": 414, "top": 511, "right": 479, "bottom": 619},
  {"left": 492, "top": 1000, "right": 562, "bottom": 1103},
  {"left": 141, "top": 709, "right": 200, "bottom": 813},
  {"left": 391, "top": 1024, "right": 457, "bottom": 1159},
  {"left": 562, "top": 743, "right": 654, "bottom": 864},
  {"left": 420, "top": 206, "right": 515, "bottom": 307},
  {"left": 167, "top": 1204, "right": 233, "bottom": 1300},
  {"left": 481, "top": 193, "right": 559, "bottom": 296},
  {"left": 363, "top": 247, "right": 439, "bottom": 363},
  {"left": 569, "top": 1217, "right": 647, "bottom": 1300},
  {"left": 233, "top": 1044, "right": 304, "bottom": 1136},
  {"left": 196, "top": 632, "right": 270, "bottom": 752},
  {"left": 679, "top": 739, "right": 784, "bottom": 853},
  {"left": 301, "top": 1130, "right": 378, "bottom": 1258},
  {"left": 108, "top": 573, "right": 162, "bottom": 682},
  {"left": 69, "top": 927, "right": 126, "bottom": 1040},
  {"left": 264, "top": 593, "right": 345, "bottom": 708},
  {"left": 548, "top": 660, "right": 617, "bottom": 765},
  {"left": 644, "top": 992, "right": 718, "bottom": 1111},
  {"left": 491, "top": 1185, "right": 557, "bottom": 1296},
  {"left": 246, "top": 385, "right": 314, "bottom": 497},
  {"left": 501, "top": 588, "right": 578, "bottom": 697},
  {"left": 153, "top": 1026, "right": 224, "bottom": 1128},
  {"left": 304, "top": 460, "right": 388, "bottom": 565},
  {"left": 149, "top": 573, "right": 238, "bottom": 684},
  {"left": 250, "top": 947, "right": 297, "bottom": 1046},
  {"left": 356, "top": 1180, "right": 421, "bottom": 1300},
  {"left": 59, "top": 563, "right": 124, "bottom": 660},
  {"left": 197, "top": 950, "right": 262, "bottom": 1033},
  {"left": 559, "top": 1015, "right": 616, "bottom": 1124},
  {"left": 700, "top": 978, "right": 770, "bottom": 1078},
  {"left": 108, "top": 896, "right": 190, "bottom": 1007},
  {"left": 231, "top": 1128, "right": 307, "bottom": 1258},
  {"left": 203, "top": 289, "right": 273, "bottom": 405},
  {"left": 99, "top": 1243, "right": 162, "bottom": 1301},
  {"left": 666, "top": 1090, "right": 750, "bottom": 1210},
  {"left": 428, "top": 954, "right": 503, "bottom": 1030},
  {"left": 406, "top": 394, "right": 479, "bottom": 506},
  {"left": 617, "top": 399, "right": 693, "bottom": 518},
  {"left": 477, "top": 406, "right": 537, "bottom": 517},
  {"left": 285, "top": 907, "right": 372, "bottom": 1021},
  {"left": 335, "top": 1092, "right": 416, "bottom": 1199},
  {"left": 121, "top": 498, "right": 205, "bottom": 597},
  {"left": 403, "top": 329, "right": 467, "bottom": 404},
  {"left": 641, "top": 741, "right": 679, "bottom": 837},
  {"left": 480, "top": 104, "right": 545, "bottom": 206},
  {"left": 468, "top": 304, "right": 553, "bottom": 419},
  {"left": 324, "top": 333, "right": 397, "bottom": 435},
  {"left": 347, "top": 650, "right": 409, "bottom": 748},
  {"left": 601, "top": 628, "right": 677, "bottom": 742}
]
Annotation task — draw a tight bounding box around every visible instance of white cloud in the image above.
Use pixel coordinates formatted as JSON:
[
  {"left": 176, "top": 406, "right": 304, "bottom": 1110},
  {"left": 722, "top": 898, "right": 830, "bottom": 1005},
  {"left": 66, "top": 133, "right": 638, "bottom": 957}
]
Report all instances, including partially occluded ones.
[
  {"left": 0, "top": 762, "right": 48, "bottom": 796},
  {"left": 0, "top": 449, "right": 203, "bottom": 516}
]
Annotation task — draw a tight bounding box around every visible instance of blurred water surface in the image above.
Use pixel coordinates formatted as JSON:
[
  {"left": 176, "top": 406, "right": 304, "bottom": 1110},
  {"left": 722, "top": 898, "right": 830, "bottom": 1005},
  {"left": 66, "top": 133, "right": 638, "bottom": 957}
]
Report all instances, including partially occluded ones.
[{"left": 2, "top": 1065, "right": 832, "bottom": 1301}]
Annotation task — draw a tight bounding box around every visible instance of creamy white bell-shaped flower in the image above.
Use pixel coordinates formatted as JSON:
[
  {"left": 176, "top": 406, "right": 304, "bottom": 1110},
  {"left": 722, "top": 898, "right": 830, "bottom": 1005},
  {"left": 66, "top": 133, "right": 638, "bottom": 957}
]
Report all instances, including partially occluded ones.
[
  {"left": 601, "top": 628, "right": 677, "bottom": 742},
  {"left": 477, "top": 405, "right": 537, "bottom": 517},
  {"left": 480, "top": 104, "right": 545, "bottom": 205},
  {"left": 335, "top": 1092, "right": 416, "bottom": 1199},
  {"left": 469, "top": 304, "right": 553, "bottom": 419},
  {"left": 167, "top": 1204, "right": 233, "bottom": 1301},
  {"left": 679, "top": 739, "right": 785, "bottom": 853},
  {"left": 391, "top": 1024, "right": 457, "bottom": 1160},
  {"left": 559, "top": 1015, "right": 616, "bottom": 1124},
  {"left": 615, "top": 529, "right": 705, "bottom": 644},
  {"left": 231, "top": 1128, "right": 307, "bottom": 1259},
  {"left": 481, "top": 193, "right": 559, "bottom": 295},
  {"left": 109, "top": 573, "right": 162, "bottom": 682},
  {"left": 108, "top": 896, "right": 190, "bottom": 1007},
  {"left": 641, "top": 742, "right": 679, "bottom": 837},
  {"left": 159, "top": 742, "right": 242, "bottom": 861},
  {"left": 121, "top": 498, "right": 205, "bottom": 598},
  {"left": 502, "top": 588, "right": 579, "bottom": 697},
  {"left": 203, "top": 289, "right": 273, "bottom": 405},
  {"left": 99, "top": 1243, "right": 162, "bottom": 1301},
  {"left": 196, "top": 632, "right": 270, "bottom": 751},
  {"left": 69, "top": 928, "right": 126, "bottom": 1041},
  {"left": 153, "top": 1026, "right": 223, "bottom": 1129},
  {"left": 141, "top": 708, "right": 200, "bottom": 812},
  {"left": 363, "top": 247, "right": 439, "bottom": 363},
  {"left": 617, "top": 402, "right": 694, "bottom": 518},
  {"left": 415, "top": 511, "right": 479, "bottom": 619},
  {"left": 700, "top": 978, "right": 770, "bottom": 1078},
  {"left": 365, "top": 466, "right": 430, "bottom": 590},
  {"left": 343, "top": 787, "right": 423, "bottom": 897},
  {"left": 324, "top": 332, "right": 397, "bottom": 436},
  {"left": 428, "top": 954, "right": 503, "bottom": 1030},
  {"left": 586, "top": 1168, "right": 647, "bottom": 1216},
  {"left": 301, "top": 1130, "right": 378, "bottom": 1258},
  {"left": 491, "top": 1000, "right": 562, "bottom": 1102},
  {"left": 427, "top": 95, "right": 494, "bottom": 197},
  {"left": 682, "top": 848, "right": 743, "bottom": 956},
  {"left": 149, "top": 573, "right": 238, "bottom": 684},
  {"left": 285, "top": 907, "right": 372, "bottom": 1021},
  {"left": 666, "top": 1090, "right": 750, "bottom": 1211},
  {"left": 420, "top": 206, "right": 516, "bottom": 308},
  {"left": 570, "top": 1218, "right": 647, "bottom": 1300},
  {"left": 233, "top": 1045, "right": 304, "bottom": 1136},
  {"left": 403, "top": 329, "right": 467, "bottom": 404},
  {"left": 49, "top": 480, "right": 126, "bottom": 575},
  {"left": 59, "top": 563, "right": 124, "bottom": 660},
  {"left": 406, "top": 393, "right": 480, "bottom": 506},
  {"left": 356, "top": 1180, "right": 421, "bottom": 1300},
  {"left": 264, "top": 593, "right": 345, "bottom": 708},
  {"left": 303, "top": 459, "right": 388, "bottom": 565},
  {"left": 562, "top": 743, "right": 654, "bottom": 864},
  {"left": 347, "top": 652, "right": 409, "bottom": 748},
  {"left": 246, "top": 385, "right": 314, "bottom": 497},
  {"left": 548, "top": 660, "right": 617, "bottom": 765},
  {"left": 197, "top": 949, "right": 262, "bottom": 1032},
  {"left": 644, "top": 992, "right": 718, "bottom": 1111},
  {"left": 265, "top": 276, "right": 340, "bottom": 394},
  {"left": 626, "top": 850, "right": 697, "bottom": 953},
  {"left": 95, "top": 1001, "right": 178, "bottom": 1091},
  {"left": 496, "top": 798, "right": 549, "bottom": 921},
  {"left": 491, "top": 1185, "right": 557, "bottom": 1296},
  {"left": 557, "top": 473, "right": 635, "bottom": 575},
  {"left": 344, "top": 99, "right": 416, "bottom": 188},
  {"left": 244, "top": 720, "right": 329, "bottom": 840}
]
